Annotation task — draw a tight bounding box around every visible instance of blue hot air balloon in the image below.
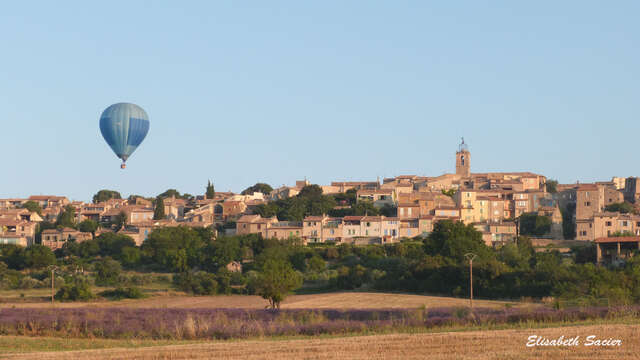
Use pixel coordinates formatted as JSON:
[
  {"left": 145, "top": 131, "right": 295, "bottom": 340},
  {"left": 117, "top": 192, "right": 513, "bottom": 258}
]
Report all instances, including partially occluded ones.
[{"left": 99, "top": 103, "right": 150, "bottom": 169}]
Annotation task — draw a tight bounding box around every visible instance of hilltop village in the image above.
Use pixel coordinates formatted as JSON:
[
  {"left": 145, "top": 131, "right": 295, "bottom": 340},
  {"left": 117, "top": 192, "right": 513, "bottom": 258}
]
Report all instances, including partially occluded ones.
[{"left": 2, "top": 139, "right": 639, "bottom": 265}]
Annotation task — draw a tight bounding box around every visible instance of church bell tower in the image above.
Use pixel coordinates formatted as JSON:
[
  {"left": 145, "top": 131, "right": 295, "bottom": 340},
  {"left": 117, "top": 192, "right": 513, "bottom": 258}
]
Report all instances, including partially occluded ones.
[{"left": 456, "top": 137, "right": 470, "bottom": 177}]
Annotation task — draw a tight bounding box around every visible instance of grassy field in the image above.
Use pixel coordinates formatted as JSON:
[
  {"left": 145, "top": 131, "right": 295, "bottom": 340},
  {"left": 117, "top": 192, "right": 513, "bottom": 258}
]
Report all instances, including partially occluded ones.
[
  {"left": 0, "top": 291, "right": 524, "bottom": 309},
  {"left": 4, "top": 323, "right": 639, "bottom": 359}
]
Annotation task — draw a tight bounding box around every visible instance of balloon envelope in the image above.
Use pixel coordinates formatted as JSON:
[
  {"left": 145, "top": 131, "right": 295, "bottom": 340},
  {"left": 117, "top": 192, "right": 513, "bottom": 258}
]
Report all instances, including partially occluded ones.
[{"left": 99, "top": 103, "right": 150, "bottom": 163}]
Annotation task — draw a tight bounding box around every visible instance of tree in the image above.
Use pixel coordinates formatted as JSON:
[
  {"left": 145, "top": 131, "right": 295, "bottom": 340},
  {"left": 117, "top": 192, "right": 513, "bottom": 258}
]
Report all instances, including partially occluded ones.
[
  {"left": 561, "top": 203, "right": 576, "bottom": 240},
  {"left": 78, "top": 219, "right": 99, "bottom": 237},
  {"left": 92, "top": 190, "right": 122, "bottom": 204},
  {"left": 298, "top": 184, "right": 323, "bottom": 199},
  {"left": 55, "top": 277, "right": 94, "bottom": 301},
  {"left": 173, "top": 271, "right": 218, "bottom": 295},
  {"left": 113, "top": 211, "right": 127, "bottom": 231},
  {"left": 545, "top": 179, "right": 558, "bottom": 194},
  {"left": 441, "top": 189, "right": 456, "bottom": 197},
  {"left": 141, "top": 226, "right": 206, "bottom": 272},
  {"left": 251, "top": 258, "right": 302, "bottom": 310},
  {"left": 241, "top": 183, "right": 273, "bottom": 195},
  {"left": 23, "top": 244, "right": 56, "bottom": 269},
  {"left": 206, "top": 180, "right": 215, "bottom": 199},
  {"left": 424, "top": 220, "right": 492, "bottom": 262},
  {"left": 158, "top": 189, "right": 181, "bottom": 199},
  {"left": 154, "top": 196, "right": 165, "bottom": 220},
  {"left": 94, "top": 232, "right": 136, "bottom": 260},
  {"left": 519, "top": 213, "right": 552, "bottom": 236},
  {"left": 307, "top": 255, "right": 326, "bottom": 273},
  {"left": 56, "top": 205, "right": 77, "bottom": 228},
  {"left": 94, "top": 257, "right": 122, "bottom": 286},
  {"left": 21, "top": 201, "right": 42, "bottom": 215},
  {"left": 605, "top": 202, "right": 636, "bottom": 214}
]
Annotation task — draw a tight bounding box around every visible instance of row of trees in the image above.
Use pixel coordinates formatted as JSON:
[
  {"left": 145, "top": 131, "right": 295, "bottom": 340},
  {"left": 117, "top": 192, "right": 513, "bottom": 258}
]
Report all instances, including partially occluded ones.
[{"left": 6, "top": 214, "right": 640, "bottom": 307}]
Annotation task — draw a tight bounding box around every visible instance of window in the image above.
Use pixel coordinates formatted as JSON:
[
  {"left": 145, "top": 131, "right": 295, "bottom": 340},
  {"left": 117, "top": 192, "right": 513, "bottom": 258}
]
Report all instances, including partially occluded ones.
[
  {"left": 622, "top": 221, "right": 628, "bottom": 227},
  {"left": 399, "top": 208, "right": 404, "bottom": 216},
  {"left": 606, "top": 221, "right": 612, "bottom": 226},
  {"left": 366, "top": 222, "right": 371, "bottom": 227},
  {"left": 585, "top": 202, "right": 591, "bottom": 206},
  {"left": 408, "top": 208, "right": 412, "bottom": 216}
]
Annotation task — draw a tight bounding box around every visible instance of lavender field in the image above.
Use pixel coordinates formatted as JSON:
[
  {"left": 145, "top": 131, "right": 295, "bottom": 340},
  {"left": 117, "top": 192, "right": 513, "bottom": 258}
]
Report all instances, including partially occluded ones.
[{"left": 0, "top": 306, "right": 638, "bottom": 340}]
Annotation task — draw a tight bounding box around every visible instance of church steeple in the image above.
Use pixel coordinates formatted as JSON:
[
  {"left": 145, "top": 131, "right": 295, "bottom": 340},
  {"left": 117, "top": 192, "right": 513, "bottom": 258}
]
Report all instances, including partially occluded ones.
[{"left": 456, "top": 137, "right": 470, "bottom": 177}]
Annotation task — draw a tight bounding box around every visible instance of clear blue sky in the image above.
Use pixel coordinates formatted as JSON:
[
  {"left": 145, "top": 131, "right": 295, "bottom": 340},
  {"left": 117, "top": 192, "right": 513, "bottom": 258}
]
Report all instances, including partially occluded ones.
[{"left": 1, "top": 1, "right": 638, "bottom": 202}]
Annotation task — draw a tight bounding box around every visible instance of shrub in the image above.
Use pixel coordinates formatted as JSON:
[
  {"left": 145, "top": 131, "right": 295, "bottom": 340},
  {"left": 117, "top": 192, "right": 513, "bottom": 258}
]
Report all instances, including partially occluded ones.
[
  {"left": 54, "top": 278, "right": 95, "bottom": 301},
  {"left": 94, "top": 257, "right": 122, "bottom": 286},
  {"left": 99, "top": 286, "right": 146, "bottom": 300},
  {"left": 173, "top": 271, "right": 218, "bottom": 295}
]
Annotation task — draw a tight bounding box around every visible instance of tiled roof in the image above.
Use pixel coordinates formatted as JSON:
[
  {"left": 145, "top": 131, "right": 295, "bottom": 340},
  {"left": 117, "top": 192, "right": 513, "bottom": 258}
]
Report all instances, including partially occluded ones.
[{"left": 595, "top": 236, "right": 640, "bottom": 243}]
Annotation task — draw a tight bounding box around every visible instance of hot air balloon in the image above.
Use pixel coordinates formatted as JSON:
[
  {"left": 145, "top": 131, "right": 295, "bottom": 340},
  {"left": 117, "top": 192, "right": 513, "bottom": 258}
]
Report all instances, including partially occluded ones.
[{"left": 99, "top": 103, "right": 150, "bottom": 169}]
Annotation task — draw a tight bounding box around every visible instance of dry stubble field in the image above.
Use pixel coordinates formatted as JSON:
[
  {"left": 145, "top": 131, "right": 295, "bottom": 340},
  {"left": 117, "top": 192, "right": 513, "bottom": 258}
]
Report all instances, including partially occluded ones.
[
  {"left": 0, "top": 291, "right": 520, "bottom": 309},
  {"left": 4, "top": 324, "right": 639, "bottom": 360}
]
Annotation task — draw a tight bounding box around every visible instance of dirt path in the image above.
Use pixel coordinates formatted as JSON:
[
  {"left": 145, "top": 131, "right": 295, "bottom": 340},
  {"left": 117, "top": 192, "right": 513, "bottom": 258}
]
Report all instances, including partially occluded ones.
[{"left": 5, "top": 324, "right": 639, "bottom": 359}]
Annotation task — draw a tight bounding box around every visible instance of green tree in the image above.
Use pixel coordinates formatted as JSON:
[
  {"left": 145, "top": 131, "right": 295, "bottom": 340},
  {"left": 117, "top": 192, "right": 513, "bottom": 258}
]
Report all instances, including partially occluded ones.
[
  {"left": 0, "top": 244, "right": 27, "bottom": 269},
  {"left": 519, "top": 213, "right": 552, "bottom": 236},
  {"left": 241, "top": 183, "right": 273, "bottom": 195},
  {"left": 561, "top": 203, "right": 576, "bottom": 240},
  {"left": 252, "top": 258, "right": 302, "bottom": 309},
  {"left": 23, "top": 244, "right": 56, "bottom": 269},
  {"left": 55, "top": 277, "right": 94, "bottom": 301},
  {"left": 173, "top": 271, "right": 219, "bottom": 295},
  {"left": 113, "top": 211, "right": 127, "bottom": 231},
  {"left": 545, "top": 179, "right": 558, "bottom": 194},
  {"left": 21, "top": 201, "right": 42, "bottom": 215},
  {"left": 206, "top": 180, "right": 215, "bottom": 199},
  {"left": 78, "top": 219, "right": 99, "bottom": 237},
  {"left": 92, "top": 190, "right": 122, "bottom": 203},
  {"left": 56, "top": 205, "right": 77, "bottom": 228},
  {"left": 441, "top": 189, "right": 456, "bottom": 197},
  {"left": 424, "top": 220, "right": 493, "bottom": 262},
  {"left": 94, "top": 257, "right": 122, "bottom": 286},
  {"left": 158, "top": 189, "right": 181, "bottom": 199},
  {"left": 333, "top": 188, "right": 357, "bottom": 206},
  {"left": 154, "top": 196, "right": 165, "bottom": 220},
  {"left": 141, "top": 226, "right": 206, "bottom": 272},
  {"left": 94, "top": 232, "right": 136, "bottom": 260},
  {"left": 605, "top": 202, "right": 636, "bottom": 214},
  {"left": 120, "top": 246, "right": 141, "bottom": 267},
  {"left": 307, "top": 255, "right": 326, "bottom": 273}
]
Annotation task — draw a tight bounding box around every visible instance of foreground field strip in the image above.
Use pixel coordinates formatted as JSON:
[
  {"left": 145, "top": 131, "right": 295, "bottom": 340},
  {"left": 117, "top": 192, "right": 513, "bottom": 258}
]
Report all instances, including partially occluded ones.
[
  {"left": 0, "top": 292, "right": 520, "bottom": 309},
  {"left": 5, "top": 324, "right": 639, "bottom": 360}
]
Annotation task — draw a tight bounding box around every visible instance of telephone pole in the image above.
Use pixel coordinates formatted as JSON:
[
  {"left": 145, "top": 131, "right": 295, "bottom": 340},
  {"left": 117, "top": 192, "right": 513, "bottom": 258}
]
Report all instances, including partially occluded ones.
[
  {"left": 464, "top": 253, "right": 477, "bottom": 310},
  {"left": 48, "top": 265, "right": 58, "bottom": 305}
]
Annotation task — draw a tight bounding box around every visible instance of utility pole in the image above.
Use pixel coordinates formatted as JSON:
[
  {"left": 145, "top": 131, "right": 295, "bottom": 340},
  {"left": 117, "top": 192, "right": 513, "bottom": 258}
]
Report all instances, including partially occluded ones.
[
  {"left": 464, "top": 253, "right": 477, "bottom": 310},
  {"left": 48, "top": 265, "right": 58, "bottom": 305}
]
